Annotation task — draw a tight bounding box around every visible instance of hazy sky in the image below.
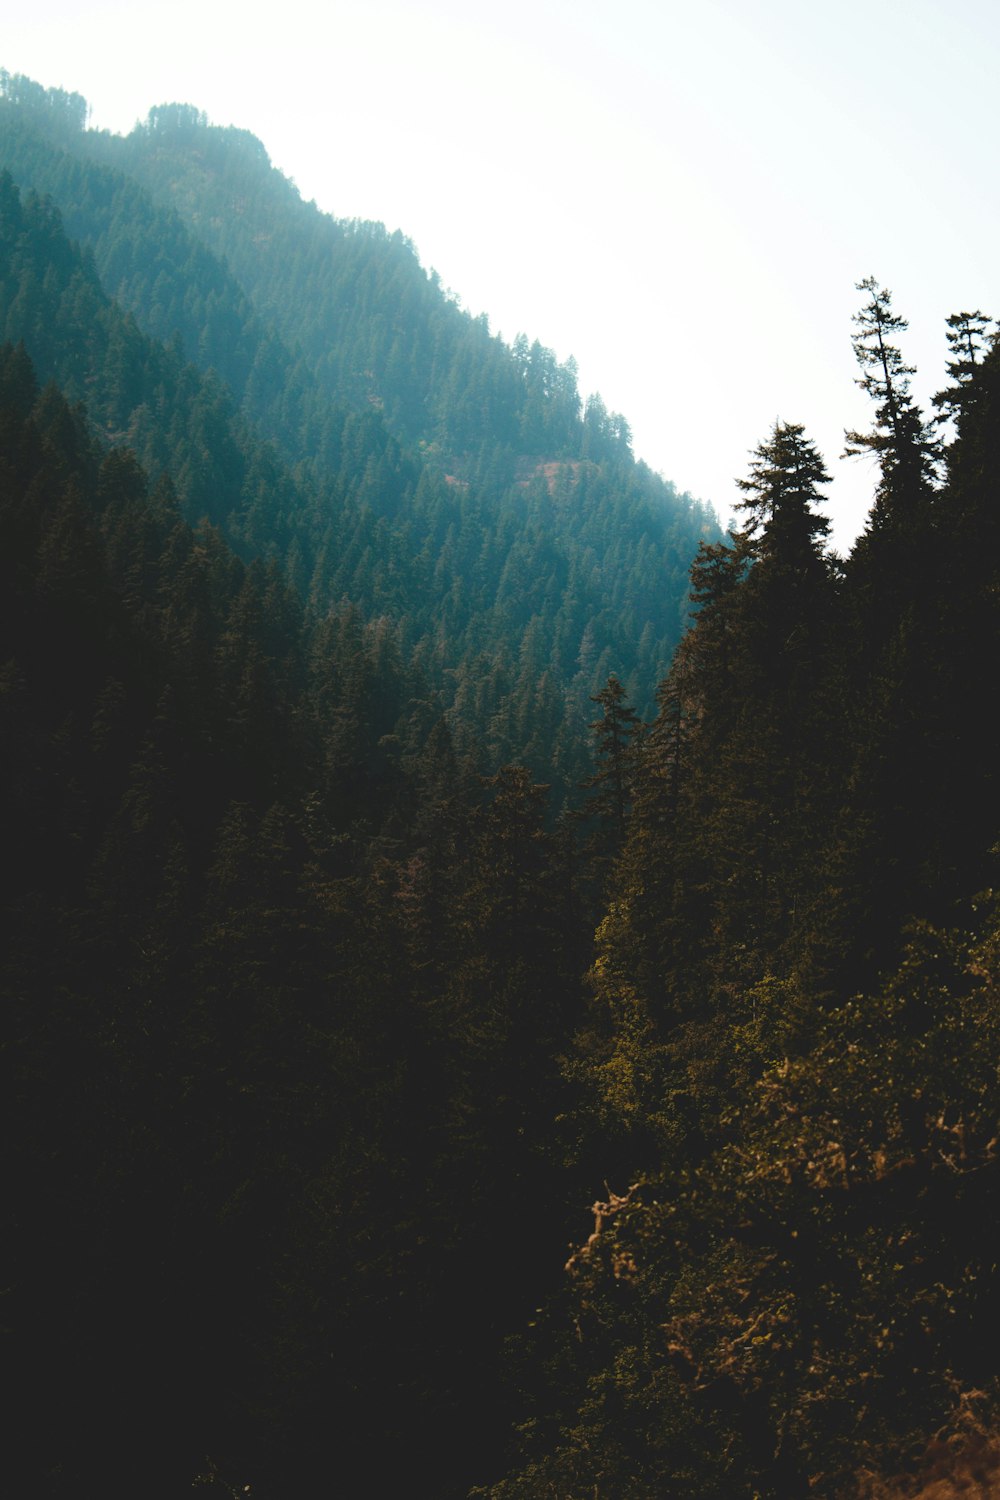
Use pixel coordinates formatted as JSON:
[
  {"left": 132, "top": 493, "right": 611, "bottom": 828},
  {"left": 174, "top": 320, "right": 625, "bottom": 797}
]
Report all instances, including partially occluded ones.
[{"left": 4, "top": 0, "right": 997, "bottom": 548}]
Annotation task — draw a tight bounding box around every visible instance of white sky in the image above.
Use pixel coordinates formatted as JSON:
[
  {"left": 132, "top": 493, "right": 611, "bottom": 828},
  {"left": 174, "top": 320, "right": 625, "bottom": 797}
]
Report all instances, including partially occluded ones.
[{"left": 4, "top": 0, "right": 997, "bottom": 550}]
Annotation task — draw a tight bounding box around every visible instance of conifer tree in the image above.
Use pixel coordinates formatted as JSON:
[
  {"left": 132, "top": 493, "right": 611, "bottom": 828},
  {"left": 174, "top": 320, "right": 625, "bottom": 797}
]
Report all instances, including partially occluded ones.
[
  {"left": 736, "top": 420, "right": 830, "bottom": 555},
  {"left": 933, "top": 310, "right": 995, "bottom": 416},
  {"left": 735, "top": 421, "right": 833, "bottom": 690},
  {"left": 580, "top": 673, "right": 641, "bottom": 853},
  {"left": 843, "top": 277, "right": 938, "bottom": 527}
]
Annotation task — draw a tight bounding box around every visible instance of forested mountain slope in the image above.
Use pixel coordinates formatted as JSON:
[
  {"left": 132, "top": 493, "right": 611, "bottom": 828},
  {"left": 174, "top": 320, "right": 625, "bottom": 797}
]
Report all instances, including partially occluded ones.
[
  {"left": 0, "top": 337, "right": 599, "bottom": 1498},
  {"left": 480, "top": 299, "right": 1000, "bottom": 1499},
  {"left": 0, "top": 69, "right": 713, "bottom": 1499},
  {"left": 0, "top": 72, "right": 715, "bottom": 800},
  {"left": 5, "top": 65, "right": 1000, "bottom": 1500}
]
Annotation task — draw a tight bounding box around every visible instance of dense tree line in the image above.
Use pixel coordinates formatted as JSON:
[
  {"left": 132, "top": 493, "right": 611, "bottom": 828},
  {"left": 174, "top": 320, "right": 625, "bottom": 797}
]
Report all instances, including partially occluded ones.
[
  {"left": 0, "top": 74, "right": 708, "bottom": 1498},
  {"left": 480, "top": 290, "right": 1000, "bottom": 1498},
  {"left": 0, "top": 342, "right": 599, "bottom": 1496},
  {"left": 5, "top": 70, "right": 1000, "bottom": 1500},
  {"left": 0, "top": 75, "right": 714, "bottom": 809}
]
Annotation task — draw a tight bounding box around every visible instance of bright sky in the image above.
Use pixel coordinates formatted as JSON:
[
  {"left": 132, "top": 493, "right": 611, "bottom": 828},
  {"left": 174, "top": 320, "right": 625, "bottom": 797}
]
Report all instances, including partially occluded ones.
[{"left": 4, "top": 0, "right": 997, "bottom": 549}]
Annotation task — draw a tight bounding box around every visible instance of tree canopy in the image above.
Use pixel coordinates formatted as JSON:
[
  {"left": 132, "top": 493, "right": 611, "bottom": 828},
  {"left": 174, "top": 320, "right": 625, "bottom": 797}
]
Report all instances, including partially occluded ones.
[{"left": 3, "top": 72, "right": 1000, "bottom": 1500}]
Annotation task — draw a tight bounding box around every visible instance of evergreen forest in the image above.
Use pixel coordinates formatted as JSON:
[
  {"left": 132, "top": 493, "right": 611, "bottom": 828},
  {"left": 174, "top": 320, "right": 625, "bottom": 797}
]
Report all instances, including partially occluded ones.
[{"left": 3, "top": 71, "right": 1000, "bottom": 1499}]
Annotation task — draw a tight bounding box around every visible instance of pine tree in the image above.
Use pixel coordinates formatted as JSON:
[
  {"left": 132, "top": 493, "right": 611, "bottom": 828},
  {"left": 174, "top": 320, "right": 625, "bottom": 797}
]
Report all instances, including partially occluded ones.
[
  {"left": 932, "top": 309, "right": 995, "bottom": 427},
  {"left": 580, "top": 673, "right": 641, "bottom": 856},
  {"left": 843, "top": 277, "right": 938, "bottom": 528},
  {"left": 736, "top": 420, "right": 830, "bottom": 553}
]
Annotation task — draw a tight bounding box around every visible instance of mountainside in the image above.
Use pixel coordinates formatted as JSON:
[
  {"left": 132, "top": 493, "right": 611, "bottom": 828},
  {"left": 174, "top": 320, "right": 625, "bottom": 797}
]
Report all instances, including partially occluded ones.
[
  {"left": 4, "top": 66, "right": 1000, "bottom": 1500},
  {"left": 0, "top": 335, "right": 592, "bottom": 1497},
  {"left": 0, "top": 70, "right": 714, "bottom": 1498},
  {"left": 477, "top": 301, "right": 1000, "bottom": 1499},
  {"left": 0, "top": 72, "right": 715, "bottom": 802}
]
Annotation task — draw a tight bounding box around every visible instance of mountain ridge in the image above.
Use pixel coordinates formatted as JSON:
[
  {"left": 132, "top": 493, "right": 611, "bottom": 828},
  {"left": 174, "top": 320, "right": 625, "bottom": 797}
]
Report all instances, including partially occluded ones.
[{"left": 0, "top": 71, "right": 716, "bottom": 802}]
